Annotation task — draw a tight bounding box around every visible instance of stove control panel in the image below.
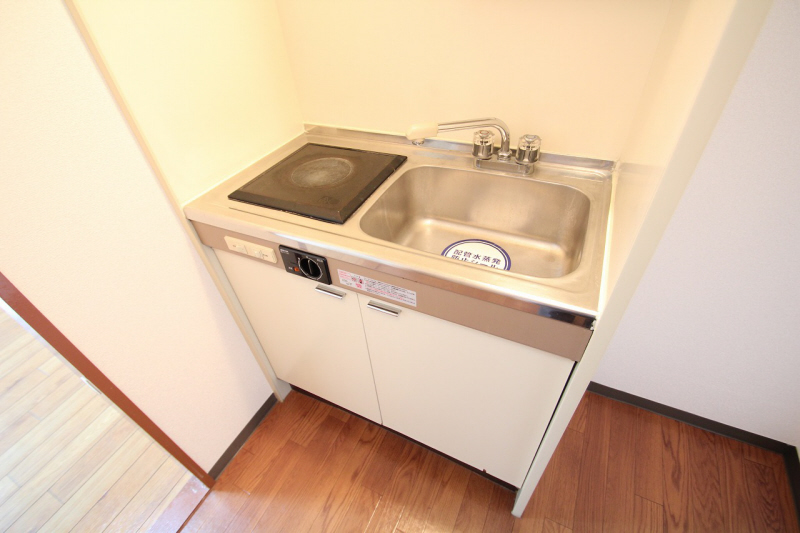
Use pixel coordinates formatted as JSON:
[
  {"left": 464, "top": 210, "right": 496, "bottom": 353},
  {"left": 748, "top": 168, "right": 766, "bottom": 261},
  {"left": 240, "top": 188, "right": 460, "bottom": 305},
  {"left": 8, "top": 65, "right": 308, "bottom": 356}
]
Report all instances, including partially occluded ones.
[{"left": 279, "top": 246, "right": 332, "bottom": 284}]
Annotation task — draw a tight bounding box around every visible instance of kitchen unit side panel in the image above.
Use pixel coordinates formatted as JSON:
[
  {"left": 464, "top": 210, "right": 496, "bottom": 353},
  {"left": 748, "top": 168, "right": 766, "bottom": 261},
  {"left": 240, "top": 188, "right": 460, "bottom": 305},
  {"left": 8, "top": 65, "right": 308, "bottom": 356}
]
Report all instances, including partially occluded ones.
[
  {"left": 216, "top": 250, "right": 381, "bottom": 423},
  {"left": 357, "top": 294, "right": 573, "bottom": 487}
]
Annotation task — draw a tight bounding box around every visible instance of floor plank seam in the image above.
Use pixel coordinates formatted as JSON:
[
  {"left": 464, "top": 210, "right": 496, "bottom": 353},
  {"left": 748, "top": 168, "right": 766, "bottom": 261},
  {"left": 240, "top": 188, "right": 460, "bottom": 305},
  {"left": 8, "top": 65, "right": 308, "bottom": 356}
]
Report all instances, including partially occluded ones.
[
  {"left": 49, "top": 422, "right": 139, "bottom": 505},
  {"left": 138, "top": 472, "right": 187, "bottom": 532},
  {"left": 103, "top": 453, "right": 171, "bottom": 530}
]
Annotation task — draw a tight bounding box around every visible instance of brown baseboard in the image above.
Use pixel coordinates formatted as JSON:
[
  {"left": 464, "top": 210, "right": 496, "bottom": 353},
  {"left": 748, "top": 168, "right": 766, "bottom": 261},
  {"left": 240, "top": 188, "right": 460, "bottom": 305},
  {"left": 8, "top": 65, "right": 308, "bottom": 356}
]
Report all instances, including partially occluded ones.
[{"left": 208, "top": 394, "right": 277, "bottom": 479}]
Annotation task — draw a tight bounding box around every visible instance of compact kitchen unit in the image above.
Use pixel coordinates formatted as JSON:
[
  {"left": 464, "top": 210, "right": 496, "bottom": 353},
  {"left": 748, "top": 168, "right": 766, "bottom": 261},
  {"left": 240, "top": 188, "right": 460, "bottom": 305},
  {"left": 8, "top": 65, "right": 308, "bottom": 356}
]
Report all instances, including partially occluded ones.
[{"left": 186, "top": 125, "right": 612, "bottom": 491}]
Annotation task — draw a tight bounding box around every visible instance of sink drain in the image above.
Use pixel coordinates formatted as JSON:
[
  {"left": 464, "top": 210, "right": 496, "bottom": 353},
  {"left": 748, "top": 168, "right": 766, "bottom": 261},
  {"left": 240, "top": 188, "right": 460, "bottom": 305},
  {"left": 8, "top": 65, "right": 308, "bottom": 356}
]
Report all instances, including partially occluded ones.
[{"left": 442, "top": 239, "right": 511, "bottom": 270}]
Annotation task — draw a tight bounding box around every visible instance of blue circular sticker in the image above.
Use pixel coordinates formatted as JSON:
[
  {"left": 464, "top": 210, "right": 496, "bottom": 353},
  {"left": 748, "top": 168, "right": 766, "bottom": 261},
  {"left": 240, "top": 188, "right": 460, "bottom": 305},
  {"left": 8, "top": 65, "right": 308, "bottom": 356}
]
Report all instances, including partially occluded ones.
[{"left": 441, "top": 239, "right": 511, "bottom": 271}]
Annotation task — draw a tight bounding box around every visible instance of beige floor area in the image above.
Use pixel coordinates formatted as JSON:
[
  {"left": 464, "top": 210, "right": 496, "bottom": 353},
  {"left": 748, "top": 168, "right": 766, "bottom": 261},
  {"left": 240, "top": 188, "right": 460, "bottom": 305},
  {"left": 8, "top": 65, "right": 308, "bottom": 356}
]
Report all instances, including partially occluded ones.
[{"left": 0, "top": 306, "right": 194, "bottom": 532}]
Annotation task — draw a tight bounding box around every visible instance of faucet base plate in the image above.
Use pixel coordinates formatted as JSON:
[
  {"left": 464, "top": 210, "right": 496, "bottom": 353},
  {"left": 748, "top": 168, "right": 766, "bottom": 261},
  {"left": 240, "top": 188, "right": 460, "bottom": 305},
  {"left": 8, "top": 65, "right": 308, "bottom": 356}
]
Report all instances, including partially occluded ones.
[{"left": 475, "top": 157, "right": 535, "bottom": 176}]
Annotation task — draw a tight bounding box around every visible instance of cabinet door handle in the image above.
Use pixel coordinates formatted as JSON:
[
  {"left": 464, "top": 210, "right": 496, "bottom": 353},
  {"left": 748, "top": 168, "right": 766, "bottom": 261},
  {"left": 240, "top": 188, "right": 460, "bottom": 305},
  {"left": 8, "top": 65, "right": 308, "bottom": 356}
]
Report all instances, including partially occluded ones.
[
  {"left": 315, "top": 285, "right": 345, "bottom": 299},
  {"left": 367, "top": 300, "right": 401, "bottom": 317}
]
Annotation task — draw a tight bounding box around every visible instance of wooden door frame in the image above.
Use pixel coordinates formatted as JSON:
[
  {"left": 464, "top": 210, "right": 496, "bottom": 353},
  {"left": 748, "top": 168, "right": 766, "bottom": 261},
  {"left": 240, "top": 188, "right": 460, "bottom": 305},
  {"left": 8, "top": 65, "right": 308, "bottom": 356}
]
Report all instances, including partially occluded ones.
[{"left": 0, "top": 271, "right": 214, "bottom": 487}]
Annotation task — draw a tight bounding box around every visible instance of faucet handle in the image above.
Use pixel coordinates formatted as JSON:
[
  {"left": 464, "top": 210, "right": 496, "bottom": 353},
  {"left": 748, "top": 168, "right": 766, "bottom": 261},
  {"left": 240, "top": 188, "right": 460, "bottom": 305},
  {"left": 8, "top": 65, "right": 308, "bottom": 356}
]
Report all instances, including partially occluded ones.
[
  {"left": 472, "top": 130, "right": 494, "bottom": 159},
  {"left": 406, "top": 123, "right": 439, "bottom": 145},
  {"left": 515, "top": 134, "right": 541, "bottom": 164}
]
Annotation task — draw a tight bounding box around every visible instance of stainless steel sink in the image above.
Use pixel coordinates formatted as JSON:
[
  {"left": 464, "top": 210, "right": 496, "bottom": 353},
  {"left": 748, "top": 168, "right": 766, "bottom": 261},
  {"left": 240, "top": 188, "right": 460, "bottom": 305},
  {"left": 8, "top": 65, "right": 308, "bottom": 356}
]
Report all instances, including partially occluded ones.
[{"left": 360, "top": 166, "right": 591, "bottom": 278}]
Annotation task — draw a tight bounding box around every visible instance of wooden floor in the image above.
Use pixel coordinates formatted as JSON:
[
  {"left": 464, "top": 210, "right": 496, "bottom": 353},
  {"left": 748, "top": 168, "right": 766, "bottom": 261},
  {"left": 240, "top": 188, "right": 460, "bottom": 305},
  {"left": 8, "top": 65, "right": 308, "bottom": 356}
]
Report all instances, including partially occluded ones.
[
  {"left": 183, "top": 390, "right": 799, "bottom": 533},
  {"left": 0, "top": 306, "right": 196, "bottom": 532}
]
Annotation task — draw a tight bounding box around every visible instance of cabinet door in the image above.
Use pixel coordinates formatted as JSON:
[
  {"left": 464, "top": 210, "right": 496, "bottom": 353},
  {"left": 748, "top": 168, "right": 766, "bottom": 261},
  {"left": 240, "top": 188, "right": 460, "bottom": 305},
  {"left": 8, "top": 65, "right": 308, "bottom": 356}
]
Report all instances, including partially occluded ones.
[
  {"left": 358, "top": 294, "right": 573, "bottom": 486},
  {"left": 217, "top": 250, "right": 381, "bottom": 423}
]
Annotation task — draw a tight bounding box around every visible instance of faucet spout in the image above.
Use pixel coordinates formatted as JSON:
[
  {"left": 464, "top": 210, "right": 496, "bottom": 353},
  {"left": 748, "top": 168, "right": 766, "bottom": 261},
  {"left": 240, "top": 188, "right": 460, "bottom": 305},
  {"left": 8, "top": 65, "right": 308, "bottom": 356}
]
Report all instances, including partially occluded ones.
[
  {"left": 437, "top": 118, "right": 513, "bottom": 160},
  {"left": 405, "top": 117, "right": 541, "bottom": 176}
]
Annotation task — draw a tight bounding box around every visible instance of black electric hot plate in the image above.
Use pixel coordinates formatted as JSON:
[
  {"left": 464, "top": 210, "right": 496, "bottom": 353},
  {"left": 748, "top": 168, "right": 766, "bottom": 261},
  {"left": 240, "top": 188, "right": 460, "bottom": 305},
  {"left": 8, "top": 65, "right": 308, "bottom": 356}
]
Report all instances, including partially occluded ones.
[{"left": 228, "top": 144, "right": 406, "bottom": 224}]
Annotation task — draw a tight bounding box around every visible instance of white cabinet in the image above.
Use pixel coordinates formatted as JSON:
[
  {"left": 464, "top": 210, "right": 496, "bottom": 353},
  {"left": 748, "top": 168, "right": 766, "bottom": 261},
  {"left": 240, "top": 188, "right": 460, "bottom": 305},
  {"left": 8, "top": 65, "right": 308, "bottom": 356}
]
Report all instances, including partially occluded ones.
[
  {"left": 357, "top": 294, "right": 574, "bottom": 487},
  {"left": 216, "top": 250, "right": 382, "bottom": 423},
  {"left": 217, "top": 246, "right": 575, "bottom": 487}
]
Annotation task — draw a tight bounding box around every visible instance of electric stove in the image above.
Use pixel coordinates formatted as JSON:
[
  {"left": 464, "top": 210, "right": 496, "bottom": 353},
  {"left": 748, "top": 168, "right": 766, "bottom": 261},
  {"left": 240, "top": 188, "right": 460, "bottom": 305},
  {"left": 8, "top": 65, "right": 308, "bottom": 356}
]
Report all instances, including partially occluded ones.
[{"left": 228, "top": 144, "right": 406, "bottom": 224}]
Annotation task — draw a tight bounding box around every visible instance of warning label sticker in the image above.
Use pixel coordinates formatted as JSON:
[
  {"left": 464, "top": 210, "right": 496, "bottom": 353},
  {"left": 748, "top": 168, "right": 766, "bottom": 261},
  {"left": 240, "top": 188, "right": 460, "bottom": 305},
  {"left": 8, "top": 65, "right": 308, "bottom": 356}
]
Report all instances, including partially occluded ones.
[
  {"left": 337, "top": 269, "right": 417, "bottom": 307},
  {"left": 441, "top": 239, "right": 511, "bottom": 271}
]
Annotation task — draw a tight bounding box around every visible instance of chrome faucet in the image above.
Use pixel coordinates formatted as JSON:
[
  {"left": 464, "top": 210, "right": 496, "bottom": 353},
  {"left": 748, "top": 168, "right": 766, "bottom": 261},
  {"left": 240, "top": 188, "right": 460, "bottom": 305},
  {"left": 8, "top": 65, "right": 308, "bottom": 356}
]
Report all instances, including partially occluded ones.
[{"left": 406, "top": 117, "right": 541, "bottom": 175}]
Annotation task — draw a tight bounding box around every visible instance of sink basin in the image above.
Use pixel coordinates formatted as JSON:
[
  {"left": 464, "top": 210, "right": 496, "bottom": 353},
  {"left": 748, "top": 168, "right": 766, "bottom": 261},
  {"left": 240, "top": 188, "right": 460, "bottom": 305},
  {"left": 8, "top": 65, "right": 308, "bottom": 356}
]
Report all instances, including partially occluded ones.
[{"left": 359, "top": 166, "right": 591, "bottom": 278}]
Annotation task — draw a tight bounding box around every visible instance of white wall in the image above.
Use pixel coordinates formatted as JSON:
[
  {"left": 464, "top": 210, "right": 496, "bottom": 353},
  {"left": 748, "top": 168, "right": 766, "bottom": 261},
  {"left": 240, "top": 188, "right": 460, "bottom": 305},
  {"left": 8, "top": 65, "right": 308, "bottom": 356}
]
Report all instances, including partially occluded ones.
[
  {"left": 276, "top": 0, "right": 672, "bottom": 161},
  {"left": 594, "top": 0, "right": 800, "bottom": 446},
  {"left": 70, "top": 0, "right": 304, "bottom": 206},
  {"left": 604, "top": 0, "right": 737, "bottom": 296},
  {"left": 0, "top": 1, "right": 271, "bottom": 470}
]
